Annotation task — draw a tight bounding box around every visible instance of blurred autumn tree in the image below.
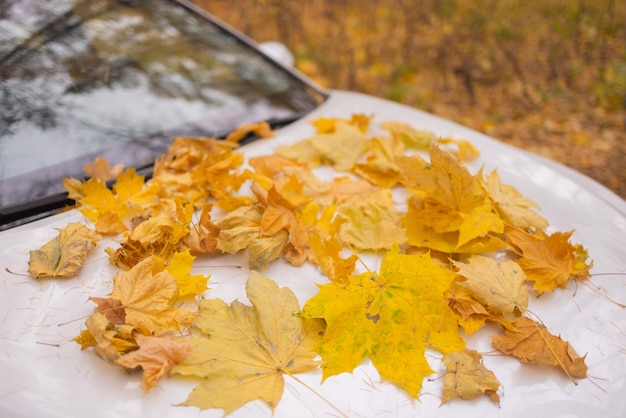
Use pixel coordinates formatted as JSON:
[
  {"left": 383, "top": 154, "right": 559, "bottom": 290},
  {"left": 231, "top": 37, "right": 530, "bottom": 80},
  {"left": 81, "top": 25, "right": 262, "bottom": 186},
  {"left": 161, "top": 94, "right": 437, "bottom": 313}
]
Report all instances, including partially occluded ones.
[{"left": 194, "top": 0, "right": 626, "bottom": 199}]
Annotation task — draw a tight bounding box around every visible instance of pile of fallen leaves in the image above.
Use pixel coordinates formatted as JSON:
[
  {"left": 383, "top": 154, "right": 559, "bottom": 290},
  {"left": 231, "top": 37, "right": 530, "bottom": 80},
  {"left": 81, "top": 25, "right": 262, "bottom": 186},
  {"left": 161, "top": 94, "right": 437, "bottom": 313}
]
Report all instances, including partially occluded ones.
[{"left": 27, "top": 115, "right": 593, "bottom": 415}]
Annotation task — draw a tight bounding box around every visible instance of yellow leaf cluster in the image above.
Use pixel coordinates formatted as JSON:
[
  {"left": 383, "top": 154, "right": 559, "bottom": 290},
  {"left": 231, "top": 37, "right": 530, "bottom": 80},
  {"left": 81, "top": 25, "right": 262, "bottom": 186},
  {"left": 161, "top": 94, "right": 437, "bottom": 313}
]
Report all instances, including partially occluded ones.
[
  {"left": 42, "top": 114, "right": 595, "bottom": 413},
  {"left": 75, "top": 256, "right": 199, "bottom": 390}
]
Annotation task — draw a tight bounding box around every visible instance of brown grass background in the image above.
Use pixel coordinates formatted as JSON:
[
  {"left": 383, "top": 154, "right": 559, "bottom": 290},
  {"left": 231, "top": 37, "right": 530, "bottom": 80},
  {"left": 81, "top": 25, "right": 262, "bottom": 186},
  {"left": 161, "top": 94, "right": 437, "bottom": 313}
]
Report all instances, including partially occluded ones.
[{"left": 194, "top": 0, "right": 626, "bottom": 199}]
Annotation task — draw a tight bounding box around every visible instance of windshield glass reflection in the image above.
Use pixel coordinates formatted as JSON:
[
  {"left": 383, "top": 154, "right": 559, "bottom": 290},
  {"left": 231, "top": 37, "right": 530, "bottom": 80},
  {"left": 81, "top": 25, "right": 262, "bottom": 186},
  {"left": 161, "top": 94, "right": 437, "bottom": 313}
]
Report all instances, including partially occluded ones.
[{"left": 0, "top": 0, "right": 322, "bottom": 211}]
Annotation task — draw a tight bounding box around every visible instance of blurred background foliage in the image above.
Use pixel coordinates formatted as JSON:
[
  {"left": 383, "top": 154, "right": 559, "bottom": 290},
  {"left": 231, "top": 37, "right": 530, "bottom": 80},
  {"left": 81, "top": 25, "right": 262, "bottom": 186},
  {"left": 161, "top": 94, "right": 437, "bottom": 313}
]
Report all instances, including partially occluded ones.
[{"left": 194, "top": 0, "right": 626, "bottom": 198}]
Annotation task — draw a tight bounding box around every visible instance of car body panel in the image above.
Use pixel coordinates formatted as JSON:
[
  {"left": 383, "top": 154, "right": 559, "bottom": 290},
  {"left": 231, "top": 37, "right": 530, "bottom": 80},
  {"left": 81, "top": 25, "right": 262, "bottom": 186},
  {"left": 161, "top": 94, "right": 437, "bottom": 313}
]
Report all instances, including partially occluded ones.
[{"left": 1, "top": 90, "right": 625, "bottom": 418}]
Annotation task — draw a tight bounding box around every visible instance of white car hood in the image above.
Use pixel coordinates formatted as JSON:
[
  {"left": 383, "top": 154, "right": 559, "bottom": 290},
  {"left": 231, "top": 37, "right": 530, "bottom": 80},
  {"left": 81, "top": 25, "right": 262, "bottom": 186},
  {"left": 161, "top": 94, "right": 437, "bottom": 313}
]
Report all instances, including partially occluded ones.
[{"left": 1, "top": 91, "right": 625, "bottom": 418}]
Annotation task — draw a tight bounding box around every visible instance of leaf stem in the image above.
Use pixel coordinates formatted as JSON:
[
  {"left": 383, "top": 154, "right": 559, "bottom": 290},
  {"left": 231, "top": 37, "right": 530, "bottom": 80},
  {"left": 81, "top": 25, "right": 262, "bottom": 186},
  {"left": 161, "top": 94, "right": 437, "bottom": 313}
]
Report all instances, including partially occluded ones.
[{"left": 283, "top": 370, "right": 348, "bottom": 418}]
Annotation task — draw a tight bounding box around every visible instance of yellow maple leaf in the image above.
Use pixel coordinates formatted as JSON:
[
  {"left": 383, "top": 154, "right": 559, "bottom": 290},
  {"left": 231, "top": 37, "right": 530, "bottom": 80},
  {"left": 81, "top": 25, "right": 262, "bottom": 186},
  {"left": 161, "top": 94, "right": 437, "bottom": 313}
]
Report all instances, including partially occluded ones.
[
  {"left": 453, "top": 255, "right": 528, "bottom": 316},
  {"left": 308, "top": 232, "right": 357, "bottom": 284},
  {"left": 506, "top": 227, "right": 582, "bottom": 292},
  {"left": 399, "top": 146, "right": 504, "bottom": 248},
  {"left": 311, "top": 113, "right": 373, "bottom": 134},
  {"left": 28, "top": 222, "right": 101, "bottom": 278},
  {"left": 83, "top": 157, "right": 124, "bottom": 182},
  {"left": 309, "top": 121, "right": 367, "bottom": 171},
  {"left": 274, "top": 138, "right": 323, "bottom": 167},
  {"left": 216, "top": 205, "right": 289, "bottom": 270},
  {"left": 301, "top": 245, "right": 465, "bottom": 397},
  {"left": 479, "top": 169, "right": 549, "bottom": 232},
  {"left": 171, "top": 271, "right": 325, "bottom": 415},
  {"left": 336, "top": 189, "right": 406, "bottom": 251},
  {"left": 311, "top": 176, "right": 377, "bottom": 207},
  {"left": 352, "top": 135, "right": 402, "bottom": 188},
  {"left": 381, "top": 120, "right": 437, "bottom": 150},
  {"left": 215, "top": 205, "right": 262, "bottom": 254},
  {"left": 403, "top": 206, "right": 510, "bottom": 254},
  {"left": 441, "top": 349, "right": 501, "bottom": 404},
  {"left": 166, "top": 250, "right": 210, "bottom": 298},
  {"left": 76, "top": 168, "right": 159, "bottom": 234},
  {"left": 109, "top": 257, "right": 198, "bottom": 334},
  {"left": 438, "top": 137, "right": 481, "bottom": 162}
]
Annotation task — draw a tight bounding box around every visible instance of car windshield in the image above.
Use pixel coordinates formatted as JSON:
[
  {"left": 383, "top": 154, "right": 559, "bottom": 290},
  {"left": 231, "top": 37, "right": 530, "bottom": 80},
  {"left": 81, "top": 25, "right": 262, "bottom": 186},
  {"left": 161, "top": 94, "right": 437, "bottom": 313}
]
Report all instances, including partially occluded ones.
[{"left": 0, "top": 0, "right": 325, "bottom": 227}]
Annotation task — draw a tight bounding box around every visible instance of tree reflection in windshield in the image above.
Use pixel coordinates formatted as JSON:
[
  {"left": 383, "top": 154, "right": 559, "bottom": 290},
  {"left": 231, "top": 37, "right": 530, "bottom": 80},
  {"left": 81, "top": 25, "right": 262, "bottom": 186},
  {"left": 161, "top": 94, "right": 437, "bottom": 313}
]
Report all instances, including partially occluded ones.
[{"left": 0, "top": 0, "right": 323, "bottom": 213}]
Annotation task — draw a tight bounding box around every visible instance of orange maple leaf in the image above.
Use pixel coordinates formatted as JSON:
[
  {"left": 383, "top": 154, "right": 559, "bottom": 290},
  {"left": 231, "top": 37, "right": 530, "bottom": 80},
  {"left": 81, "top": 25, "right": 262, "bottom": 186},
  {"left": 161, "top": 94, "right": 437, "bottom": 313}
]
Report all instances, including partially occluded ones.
[
  {"left": 109, "top": 257, "right": 198, "bottom": 334},
  {"left": 506, "top": 227, "right": 590, "bottom": 292},
  {"left": 114, "top": 334, "right": 191, "bottom": 392},
  {"left": 83, "top": 157, "right": 124, "bottom": 182},
  {"left": 491, "top": 316, "right": 587, "bottom": 380},
  {"left": 224, "top": 121, "right": 274, "bottom": 143},
  {"left": 308, "top": 232, "right": 357, "bottom": 284}
]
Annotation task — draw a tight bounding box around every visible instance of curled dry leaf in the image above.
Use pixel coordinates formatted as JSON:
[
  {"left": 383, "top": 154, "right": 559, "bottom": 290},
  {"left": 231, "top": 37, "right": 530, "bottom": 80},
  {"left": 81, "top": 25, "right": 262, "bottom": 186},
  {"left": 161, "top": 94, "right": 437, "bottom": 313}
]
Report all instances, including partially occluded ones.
[
  {"left": 28, "top": 222, "right": 101, "bottom": 278},
  {"left": 75, "top": 312, "right": 137, "bottom": 362},
  {"left": 441, "top": 349, "right": 501, "bottom": 404},
  {"left": 491, "top": 316, "right": 588, "bottom": 380}
]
